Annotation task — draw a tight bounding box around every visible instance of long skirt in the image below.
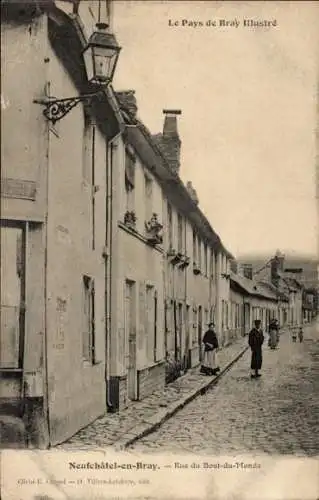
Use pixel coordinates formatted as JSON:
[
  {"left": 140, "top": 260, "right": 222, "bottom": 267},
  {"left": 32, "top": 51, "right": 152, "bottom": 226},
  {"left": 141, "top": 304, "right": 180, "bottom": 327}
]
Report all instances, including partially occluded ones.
[
  {"left": 250, "top": 349, "right": 262, "bottom": 370},
  {"left": 268, "top": 329, "right": 277, "bottom": 349},
  {"left": 203, "top": 349, "right": 218, "bottom": 370}
]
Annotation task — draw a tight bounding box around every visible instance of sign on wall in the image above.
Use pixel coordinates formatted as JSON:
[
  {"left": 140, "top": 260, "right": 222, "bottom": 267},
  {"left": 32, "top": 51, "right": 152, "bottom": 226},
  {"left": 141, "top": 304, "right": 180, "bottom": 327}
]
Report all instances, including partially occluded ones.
[{"left": 1, "top": 177, "right": 37, "bottom": 200}]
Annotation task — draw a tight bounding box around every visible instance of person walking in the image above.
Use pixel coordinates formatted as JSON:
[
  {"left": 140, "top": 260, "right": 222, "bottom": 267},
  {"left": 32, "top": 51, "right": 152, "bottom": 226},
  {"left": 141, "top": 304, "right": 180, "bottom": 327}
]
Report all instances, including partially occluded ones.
[
  {"left": 275, "top": 319, "right": 280, "bottom": 347},
  {"left": 268, "top": 318, "right": 278, "bottom": 349},
  {"left": 298, "top": 327, "right": 304, "bottom": 343},
  {"left": 200, "top": 322, "right": 220, "bottom": 376},
  {"left": 249, "top": 319, "right": 264, "bottom": 378}
]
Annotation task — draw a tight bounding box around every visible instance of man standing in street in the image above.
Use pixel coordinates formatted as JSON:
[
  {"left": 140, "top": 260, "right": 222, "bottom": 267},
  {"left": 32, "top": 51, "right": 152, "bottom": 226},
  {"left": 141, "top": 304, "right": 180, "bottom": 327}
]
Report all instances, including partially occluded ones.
[{"left": 249, "top": 319, "right": 264, "bottom": 378}]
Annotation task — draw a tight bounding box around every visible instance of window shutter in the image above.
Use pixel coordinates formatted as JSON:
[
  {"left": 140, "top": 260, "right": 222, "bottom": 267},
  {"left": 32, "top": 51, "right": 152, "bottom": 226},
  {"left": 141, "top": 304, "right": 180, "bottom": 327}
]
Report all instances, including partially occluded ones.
[
  {"left": 138, "top": 281, "right": 146, "bottom": 352},
  {"left": 125, "top": 149, "right": 135, "bottom": 188},
  {"left": 154, "top": 290, "right": 158, "bottom": 361}
]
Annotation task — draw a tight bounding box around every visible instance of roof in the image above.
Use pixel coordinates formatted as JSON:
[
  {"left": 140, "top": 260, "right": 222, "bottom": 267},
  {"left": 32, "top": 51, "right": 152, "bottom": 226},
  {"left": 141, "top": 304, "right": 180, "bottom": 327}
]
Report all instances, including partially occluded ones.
[
  {"left": 281, "top": 275, "right": 303, "bottom": 291},
  {"left": 115, "top": 93, "right": 233, "bottom": 259},
  {"left": 230, "top": 272, "right": 287, "bottom": 301}
]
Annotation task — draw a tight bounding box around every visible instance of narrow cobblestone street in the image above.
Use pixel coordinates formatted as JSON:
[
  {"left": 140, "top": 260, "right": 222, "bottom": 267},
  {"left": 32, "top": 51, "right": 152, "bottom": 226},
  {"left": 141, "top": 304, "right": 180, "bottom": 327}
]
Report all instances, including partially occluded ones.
[{"left": 129, "top": 325, "right": 319, "bottom": 456}]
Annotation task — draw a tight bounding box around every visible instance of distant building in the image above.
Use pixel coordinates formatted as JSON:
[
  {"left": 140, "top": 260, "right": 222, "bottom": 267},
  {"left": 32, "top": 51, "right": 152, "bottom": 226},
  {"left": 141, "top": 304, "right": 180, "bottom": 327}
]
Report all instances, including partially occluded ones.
[{"left": 238, "top": 251, "right": 306, "bottom": 327}]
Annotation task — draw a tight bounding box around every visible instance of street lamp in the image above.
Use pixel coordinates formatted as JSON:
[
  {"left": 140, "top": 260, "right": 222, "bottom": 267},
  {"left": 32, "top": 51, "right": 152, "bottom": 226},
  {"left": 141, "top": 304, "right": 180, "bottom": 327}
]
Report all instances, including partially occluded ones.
[
  {"left": 34, "top": 26, "right": 121, "bottom": 124},
  {"left": 83, "top": 29, "right": 121, "bottom": 85}
]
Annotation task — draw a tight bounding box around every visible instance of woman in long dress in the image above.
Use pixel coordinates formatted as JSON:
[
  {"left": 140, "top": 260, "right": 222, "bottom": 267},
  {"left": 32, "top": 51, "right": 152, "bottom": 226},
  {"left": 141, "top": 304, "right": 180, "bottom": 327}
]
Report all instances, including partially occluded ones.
[
  {"left": 268, "top": 319, "right": 278, "bottom": 349},
  {"left": 200, "top": 322, "right": 220, "bottom": 376}
]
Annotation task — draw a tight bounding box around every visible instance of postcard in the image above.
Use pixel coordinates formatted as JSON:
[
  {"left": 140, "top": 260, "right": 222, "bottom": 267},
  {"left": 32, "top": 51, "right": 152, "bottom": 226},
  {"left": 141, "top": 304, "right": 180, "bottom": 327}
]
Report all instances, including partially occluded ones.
[{"left": 1, "top": 1, "right": 318, "bottom": 499}]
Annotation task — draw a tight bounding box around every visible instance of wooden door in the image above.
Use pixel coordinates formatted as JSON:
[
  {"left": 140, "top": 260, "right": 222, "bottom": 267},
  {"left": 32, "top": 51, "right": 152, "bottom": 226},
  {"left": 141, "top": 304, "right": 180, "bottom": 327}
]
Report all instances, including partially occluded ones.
[{"left": 125, "top": 281, "right": 136, "bottom": 401}]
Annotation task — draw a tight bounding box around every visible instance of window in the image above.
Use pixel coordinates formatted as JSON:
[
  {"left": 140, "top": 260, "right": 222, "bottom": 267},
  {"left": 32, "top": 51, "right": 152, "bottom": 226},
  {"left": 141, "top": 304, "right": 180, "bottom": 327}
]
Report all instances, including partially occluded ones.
[
  {"left": 154, "top": 290, "right": 158, "bottom": 361},
  {"left": 193, "top": 307, "right": 198, "bottom": 345},
  {"left": 82, "top": 275, "right": 95, "bottom": 363},
  {"left": 125, "top": 147, "right": 136, "bottom": 212},
  {"left": 82, "top": 109, "right": 93, "bottom": 183},
  {"left": 225, "top": 301, "right": 229, "bottom": 328},
  {"left": 197, "top": 238, "right": 202, "bottom": 269},
  {"left": 210, "top": 250, "right": 215, "bottom": 278},
  {"left": 144, "top": 173, "right": 153, "bottom": 221},
  {"left": 0, "top": 224, "right": 25, "bottom": 368},
  {"left": 177, "top": 213, "right": 183, "bottom": 252},
  {"left": 221, "top": 301, "right": 225, "bottom": 330},
  {"left": 167, "top": 203, "right": 173, "bottom": 249},
  {"left": 146, "top": 285, "right": 155, "bottom": 361},
  {"left": 204, "top": 244, "right": 208, "bottom": 276},
  {"left": 193, "top": 230, "right": 197, "bottom": 263},
  {"left": 82, "top": 109, "right": 96, "bottom": 249}
]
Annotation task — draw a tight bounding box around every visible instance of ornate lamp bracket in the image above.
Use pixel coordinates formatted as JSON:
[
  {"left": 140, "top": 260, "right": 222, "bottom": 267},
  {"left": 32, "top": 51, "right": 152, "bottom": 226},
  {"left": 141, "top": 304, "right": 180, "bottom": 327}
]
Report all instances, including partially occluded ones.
[{"left": 33, "top": 92, "right": 102, "bottom": 125}]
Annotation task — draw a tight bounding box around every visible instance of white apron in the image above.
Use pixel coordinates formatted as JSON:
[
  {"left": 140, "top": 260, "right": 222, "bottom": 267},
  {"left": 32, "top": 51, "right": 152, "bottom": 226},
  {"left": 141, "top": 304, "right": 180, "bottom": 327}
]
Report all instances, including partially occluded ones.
[{"left": 203, "top": 349, "right": 218, "bottom": 370}]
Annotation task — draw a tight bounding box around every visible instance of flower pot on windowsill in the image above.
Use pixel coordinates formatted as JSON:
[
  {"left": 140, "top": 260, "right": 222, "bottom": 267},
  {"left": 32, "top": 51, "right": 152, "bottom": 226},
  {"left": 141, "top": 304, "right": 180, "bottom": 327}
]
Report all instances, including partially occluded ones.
[
  {"left": 193, "top": 263, "right": 201, "bottom": 275},
  {"left": 178, "top": 255, "right": 190, "bottom": 269},
  {"left": 145, "top": 214, "right": 163, "bottom": 246},
  {"left": 221, "top": 273, "right": 231, "bottom": 280},
  {"left": 167, "top": 247, "right": 176, "bottom": 257},
  {"left": 170, "top": 253, "right": 182, "bottom": 265},
  {"left": 124, "top": 211, "right": 137, "bottom": 230}
]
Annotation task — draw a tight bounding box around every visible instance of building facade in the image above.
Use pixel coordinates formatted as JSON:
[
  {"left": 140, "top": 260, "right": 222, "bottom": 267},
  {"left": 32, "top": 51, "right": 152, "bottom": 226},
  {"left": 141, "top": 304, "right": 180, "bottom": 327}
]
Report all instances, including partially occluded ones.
[
  {"left": 1, "top": 0, "right": 121, "bottom": 447},
  {"left": 230, "top": 271, "right": 281, "bottom": 336},
  {"left": 108, "top": 97, "right": 235, "bottom": 398}
]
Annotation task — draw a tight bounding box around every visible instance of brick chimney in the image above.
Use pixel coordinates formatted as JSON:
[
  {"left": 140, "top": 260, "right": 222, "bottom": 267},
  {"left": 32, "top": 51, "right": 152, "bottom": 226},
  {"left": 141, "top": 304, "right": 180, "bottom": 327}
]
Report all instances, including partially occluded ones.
[
  {"left": 116, "top": 90, "right": 137, "bottom": 118},
  {"left": 161, "top": 109, "right": 181, "bottom": 173},
  {"left": 186, "top": 181, "right": 199, "bottom": 205},
  {"left": 271, "top": 250, "right": 285, "bottom": 287}
]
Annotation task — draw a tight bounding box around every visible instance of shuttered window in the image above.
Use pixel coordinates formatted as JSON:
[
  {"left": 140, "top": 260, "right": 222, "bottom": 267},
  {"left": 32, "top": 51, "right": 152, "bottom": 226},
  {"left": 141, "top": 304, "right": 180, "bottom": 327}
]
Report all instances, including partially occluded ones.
[
  {"left": 0, "top": 224, "right": 25, "bottom": 369},
  {"left": 82, "top": 275, "right": 95, "bottom": 363},
  {"left": 125, "top": 148, "right": 135, "bottom": 212}
]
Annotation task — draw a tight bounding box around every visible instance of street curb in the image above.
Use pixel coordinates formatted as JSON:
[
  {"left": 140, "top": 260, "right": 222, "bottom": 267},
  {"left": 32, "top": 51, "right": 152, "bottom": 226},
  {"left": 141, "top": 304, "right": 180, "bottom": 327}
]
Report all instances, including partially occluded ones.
[{"left": 114, "top": 344, "right": 249, "bottom": 451}]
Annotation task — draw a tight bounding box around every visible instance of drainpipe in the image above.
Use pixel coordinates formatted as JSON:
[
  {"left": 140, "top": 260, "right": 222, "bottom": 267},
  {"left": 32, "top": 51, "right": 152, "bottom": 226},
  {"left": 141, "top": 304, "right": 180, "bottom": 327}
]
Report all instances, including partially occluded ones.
[
  {"left": 42, "top": 14, "right": 51, "bottom": 448},
  {"left": 183, "top": 218, "right": 187, "bottom": 370},
  {"left": 43, "top": 94, "right": 51, "bottom": 447},
  {"left": 105, "top": 131, "right": 122, "bottom": 411}
]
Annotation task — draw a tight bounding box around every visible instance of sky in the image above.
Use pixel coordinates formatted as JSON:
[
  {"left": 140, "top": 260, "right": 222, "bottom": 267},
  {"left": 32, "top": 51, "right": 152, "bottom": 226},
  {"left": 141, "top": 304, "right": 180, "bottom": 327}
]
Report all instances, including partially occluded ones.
[{"left": 112, "top": 1, "right": 319, "bottom": 259}]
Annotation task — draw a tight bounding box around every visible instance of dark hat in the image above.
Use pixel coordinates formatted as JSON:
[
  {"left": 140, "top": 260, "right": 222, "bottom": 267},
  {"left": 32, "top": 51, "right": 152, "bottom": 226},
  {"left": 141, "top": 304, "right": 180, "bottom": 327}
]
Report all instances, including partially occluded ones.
[
  {"left": 208, "top": 322, "right": 215, "bottom": 327},
  {"left": 254, "top": 319, "right": 261, "bottom": 325}
]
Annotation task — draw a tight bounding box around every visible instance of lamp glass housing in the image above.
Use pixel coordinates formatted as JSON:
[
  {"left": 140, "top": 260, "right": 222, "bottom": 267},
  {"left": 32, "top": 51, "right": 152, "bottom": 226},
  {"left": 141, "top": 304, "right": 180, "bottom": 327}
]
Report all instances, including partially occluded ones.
[{"left": 83, "top": 31, "right": 121, "bottom": 85}]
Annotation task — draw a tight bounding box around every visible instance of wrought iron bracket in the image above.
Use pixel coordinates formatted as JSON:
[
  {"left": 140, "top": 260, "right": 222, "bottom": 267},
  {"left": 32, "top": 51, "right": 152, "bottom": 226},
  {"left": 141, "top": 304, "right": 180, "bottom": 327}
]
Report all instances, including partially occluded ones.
[{"left": 33, "top": 92, "right": 102, "bottom": 124}]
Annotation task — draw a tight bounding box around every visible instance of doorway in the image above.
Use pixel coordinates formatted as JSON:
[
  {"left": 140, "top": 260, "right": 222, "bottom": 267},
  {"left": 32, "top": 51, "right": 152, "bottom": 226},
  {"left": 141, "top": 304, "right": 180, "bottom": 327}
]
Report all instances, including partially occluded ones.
[
  {"left": 178, "top": 302, "right": 183, "bottom": 362},
  {"left": 125, "top": 280, "right": 137, "bottom": 401},
  {"left": 184, "top": 305, "right": 190, "bottom": 370},
  {"left": 244, "top": 302, "right": 250, "bottom": 334},
  {"left": 198, "top": 305, "right": 202, "bottom": 361}
]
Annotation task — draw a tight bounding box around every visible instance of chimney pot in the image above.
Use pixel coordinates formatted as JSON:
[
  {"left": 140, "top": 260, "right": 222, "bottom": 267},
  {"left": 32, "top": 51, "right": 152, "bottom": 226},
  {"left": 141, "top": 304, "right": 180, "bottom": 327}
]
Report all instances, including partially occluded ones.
[
  {"left": 116, "top": 90, "right": 138, "bottom": 117},
  {"left": 163, "top": 109, "right": 182, "bottom": 115}
]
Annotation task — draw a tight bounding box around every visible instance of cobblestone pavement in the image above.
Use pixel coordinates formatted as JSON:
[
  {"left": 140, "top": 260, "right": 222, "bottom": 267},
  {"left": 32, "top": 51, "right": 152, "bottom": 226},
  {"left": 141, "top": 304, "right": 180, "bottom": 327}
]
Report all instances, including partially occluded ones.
[
  {"left": 56, "top": 337, "right": 248, "bottom": 450},
  {"left": 129, "top": 324, "right": 319, "bottom": 456}
]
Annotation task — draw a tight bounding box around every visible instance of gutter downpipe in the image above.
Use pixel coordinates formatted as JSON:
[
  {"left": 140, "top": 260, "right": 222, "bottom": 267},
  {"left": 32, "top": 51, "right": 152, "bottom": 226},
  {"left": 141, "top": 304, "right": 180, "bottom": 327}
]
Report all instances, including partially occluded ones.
[
  {"left": 42, "top": 13, "right": 51, "bottom": 449},
  {"left": 103, "top": 84, "right": 125, "bottom": 411},
  {"left": 105, "top": 129, "right": 123, "bottom": 411},
  {"left": 184, "top": 217, "right": 188, "bottom": 370}
]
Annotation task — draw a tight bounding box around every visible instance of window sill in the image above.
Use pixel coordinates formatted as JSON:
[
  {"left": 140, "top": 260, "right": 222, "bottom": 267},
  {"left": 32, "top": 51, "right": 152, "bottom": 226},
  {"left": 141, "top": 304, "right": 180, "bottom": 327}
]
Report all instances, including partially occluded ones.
[
  {"left": 82, "top": 360, "right": 103, "bottom": 368},
  {"left": 118, "top": 221, "right": 164, "bottom": 253},
  {"left": 0, "top": 368, "right": 23, "bottom": 372},
  {"left": 137, "top": 359, "right": 165, "bottom": 372}
]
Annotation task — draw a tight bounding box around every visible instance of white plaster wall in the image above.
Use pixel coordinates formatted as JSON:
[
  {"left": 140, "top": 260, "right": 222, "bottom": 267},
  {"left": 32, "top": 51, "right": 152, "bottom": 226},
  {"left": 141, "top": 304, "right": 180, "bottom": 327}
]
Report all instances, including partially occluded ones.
[
  {"left": 45, "top": 43, "right": 107, "bottom": 445},
  {"left": 114, "top": 138, "right": 165, "bottom": 376},
  {"left": 1, "top": 16, "right": 48, "bottom": 220}
]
